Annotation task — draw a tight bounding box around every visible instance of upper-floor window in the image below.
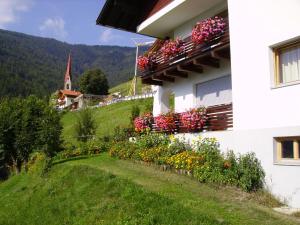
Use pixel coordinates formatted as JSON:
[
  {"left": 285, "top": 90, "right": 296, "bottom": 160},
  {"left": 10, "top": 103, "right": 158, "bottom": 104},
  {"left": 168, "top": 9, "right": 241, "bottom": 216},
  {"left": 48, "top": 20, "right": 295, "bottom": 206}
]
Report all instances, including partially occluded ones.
[{"left": 274, "top": 40, "right": 300, "bottom": 86}]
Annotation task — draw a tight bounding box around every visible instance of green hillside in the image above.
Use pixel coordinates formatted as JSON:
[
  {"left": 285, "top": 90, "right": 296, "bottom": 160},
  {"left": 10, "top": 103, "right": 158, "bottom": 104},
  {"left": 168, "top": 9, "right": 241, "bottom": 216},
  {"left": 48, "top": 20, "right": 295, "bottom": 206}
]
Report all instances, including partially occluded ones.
[
  {"left": 0, "top": 154, "right": 298, "bottom": 225},
  {"left": 61, "top": 98, "right": 153, "bottom": 143},
  {"left": 0, "top": 29, "right": 137, "bottom": 97},
  {"left": 109, "top": 77, "right": 150, "bottom": 96}
]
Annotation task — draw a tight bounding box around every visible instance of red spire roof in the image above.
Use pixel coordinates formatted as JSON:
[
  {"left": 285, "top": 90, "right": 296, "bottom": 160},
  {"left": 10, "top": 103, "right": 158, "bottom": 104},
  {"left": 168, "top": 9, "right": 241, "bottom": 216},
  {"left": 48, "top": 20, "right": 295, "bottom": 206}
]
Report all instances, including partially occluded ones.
[{"left": 64, "top": 53, "right": 71, "bottom": 82}]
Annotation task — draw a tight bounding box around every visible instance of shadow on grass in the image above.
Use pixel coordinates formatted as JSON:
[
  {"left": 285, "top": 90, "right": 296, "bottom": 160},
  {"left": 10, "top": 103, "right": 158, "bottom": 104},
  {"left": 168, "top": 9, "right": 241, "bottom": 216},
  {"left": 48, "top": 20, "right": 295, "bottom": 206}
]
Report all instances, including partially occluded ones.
[
  {"left": 53, "top": 156, "right": 90, "bottom": 165},
  {"left": 53, "top": 153, "right": 105, "bottom": 166}
]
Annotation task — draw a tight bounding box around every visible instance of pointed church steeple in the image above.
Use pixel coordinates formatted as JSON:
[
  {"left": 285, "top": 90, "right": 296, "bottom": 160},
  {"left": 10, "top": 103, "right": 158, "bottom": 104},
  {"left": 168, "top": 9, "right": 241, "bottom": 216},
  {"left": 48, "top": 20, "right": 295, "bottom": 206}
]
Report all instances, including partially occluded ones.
[{"left": 64, "top": 53, "right": 72, "bottom": 90}]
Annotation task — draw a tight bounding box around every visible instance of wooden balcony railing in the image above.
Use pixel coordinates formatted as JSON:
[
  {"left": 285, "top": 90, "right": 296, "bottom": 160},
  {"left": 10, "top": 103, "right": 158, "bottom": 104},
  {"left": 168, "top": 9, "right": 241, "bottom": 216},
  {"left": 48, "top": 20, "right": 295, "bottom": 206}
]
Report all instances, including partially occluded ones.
[
  {"left": 152, "top": 103, "right": 233, "bottom": 133},
  {"left": 140, "top": 17, "right": 230, "bottom": 86}
]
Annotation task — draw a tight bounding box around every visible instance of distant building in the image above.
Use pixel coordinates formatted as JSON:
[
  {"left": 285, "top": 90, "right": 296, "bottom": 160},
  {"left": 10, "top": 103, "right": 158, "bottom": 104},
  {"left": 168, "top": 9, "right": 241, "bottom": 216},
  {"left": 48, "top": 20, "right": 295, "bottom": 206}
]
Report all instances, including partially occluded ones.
[{"left": 57, "top": 54, "right": 81, "bottom": 109}]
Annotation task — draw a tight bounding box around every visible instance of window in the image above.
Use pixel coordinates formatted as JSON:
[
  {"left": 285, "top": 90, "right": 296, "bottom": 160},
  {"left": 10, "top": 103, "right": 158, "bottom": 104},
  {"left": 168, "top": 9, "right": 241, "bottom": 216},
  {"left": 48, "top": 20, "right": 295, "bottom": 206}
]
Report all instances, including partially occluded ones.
[
  {"left": 196, "top": 75, "right": 232, "bottom": 107},
  {"left": 275, "top": 137, "right": 300, "bottom": 162},
  {"left": 274, "top": 40, "right": 300, "bottom": 86}
]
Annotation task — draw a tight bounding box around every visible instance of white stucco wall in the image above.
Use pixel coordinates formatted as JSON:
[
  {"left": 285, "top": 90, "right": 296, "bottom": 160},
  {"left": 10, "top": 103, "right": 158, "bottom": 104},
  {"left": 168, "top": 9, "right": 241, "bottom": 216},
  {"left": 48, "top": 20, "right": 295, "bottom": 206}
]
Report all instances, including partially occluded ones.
[
  {"left": 228, "top": 0, "right": 300, "bottom": 130},
  {"left": 65, "top": 97, "right": 73, "bottom": 107},
  {"left": 177, "top": 125, "right": 300, "bottom": 208}
]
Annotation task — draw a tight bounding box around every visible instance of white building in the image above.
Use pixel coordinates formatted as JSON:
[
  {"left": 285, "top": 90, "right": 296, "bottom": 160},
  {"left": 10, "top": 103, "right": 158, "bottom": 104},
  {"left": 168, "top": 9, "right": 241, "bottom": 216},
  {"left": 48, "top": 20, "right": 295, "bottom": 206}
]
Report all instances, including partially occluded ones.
[{"left": 97, "top": 0, "right": 300, "bottom": 208}]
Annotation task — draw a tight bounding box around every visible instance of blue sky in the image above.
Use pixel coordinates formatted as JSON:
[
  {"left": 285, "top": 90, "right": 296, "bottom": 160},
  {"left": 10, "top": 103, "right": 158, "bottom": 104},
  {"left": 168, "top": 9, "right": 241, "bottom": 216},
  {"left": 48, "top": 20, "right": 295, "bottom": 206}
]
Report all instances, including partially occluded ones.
[{"left": 0, "top": 0, "right": 151, "bottom": 47}]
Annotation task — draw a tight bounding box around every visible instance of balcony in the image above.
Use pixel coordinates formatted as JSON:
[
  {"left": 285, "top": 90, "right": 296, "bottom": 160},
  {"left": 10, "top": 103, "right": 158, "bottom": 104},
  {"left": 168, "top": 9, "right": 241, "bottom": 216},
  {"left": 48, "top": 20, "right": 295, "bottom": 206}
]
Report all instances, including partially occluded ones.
[
  {"left": 140, "top": 18, "right": 230, "bottom": 86},
  {"left": 151, "top": 103, "right": 233, "bottom": 133}
]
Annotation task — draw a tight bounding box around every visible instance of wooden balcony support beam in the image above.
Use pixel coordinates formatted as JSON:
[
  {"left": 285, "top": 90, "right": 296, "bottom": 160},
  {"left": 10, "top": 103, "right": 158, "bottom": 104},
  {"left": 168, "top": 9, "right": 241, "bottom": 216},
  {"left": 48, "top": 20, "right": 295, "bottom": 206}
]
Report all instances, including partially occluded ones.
[
  {"left": 164, "top": 69, "right": 188, "bottom": 78},
  {"left": 153, "top": 73, "right": 175, "bottom": 82},
  {"left": 177, "top": 64, "right": 203, "bottom": 73},
  {"left": 141, "top": 77, "right": 163, "bottom": 86},
  {"left": 193, "top": 55, "right": 220, "bottom": 68},
  {"left": 211, "top": 44, "right": 231, "bottom": 60}
]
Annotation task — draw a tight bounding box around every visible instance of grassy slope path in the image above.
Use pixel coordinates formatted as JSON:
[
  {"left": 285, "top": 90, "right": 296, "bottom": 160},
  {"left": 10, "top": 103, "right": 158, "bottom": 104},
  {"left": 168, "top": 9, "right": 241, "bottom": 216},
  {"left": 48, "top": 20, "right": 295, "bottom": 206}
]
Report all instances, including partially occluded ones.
[
  {"left": 0, "top": 154, "right": 297, "bottom": 225},
  {"left": 66, "top": 154, "right": 299, "bottom": 225}
]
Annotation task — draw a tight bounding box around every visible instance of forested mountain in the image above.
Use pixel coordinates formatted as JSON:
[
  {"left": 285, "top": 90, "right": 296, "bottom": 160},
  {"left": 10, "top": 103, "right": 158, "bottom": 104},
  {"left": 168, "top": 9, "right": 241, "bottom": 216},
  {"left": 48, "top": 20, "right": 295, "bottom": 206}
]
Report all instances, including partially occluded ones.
[{"left": 0, "top": 29, "right": 137, "bottom": 97}]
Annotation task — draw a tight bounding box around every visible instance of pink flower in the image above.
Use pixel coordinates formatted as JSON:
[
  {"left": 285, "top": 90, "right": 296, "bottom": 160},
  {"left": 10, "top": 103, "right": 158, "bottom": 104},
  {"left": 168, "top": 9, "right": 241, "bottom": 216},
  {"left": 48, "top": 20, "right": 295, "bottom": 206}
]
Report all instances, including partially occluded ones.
[
  {"left": 154, "top": 112, "right": 177, "bottom": 133},
  {"left": 160, "top": 38, "right": 184, "bottom": 61},
  {"left": 180, "top": 108, "right": 207, "bottom": 132},
  {"left": 134, "top": 113, "right": 153, "bottom": 133},
  {"left": 191, "top": 16, "right": 226, "bottom": 45}
]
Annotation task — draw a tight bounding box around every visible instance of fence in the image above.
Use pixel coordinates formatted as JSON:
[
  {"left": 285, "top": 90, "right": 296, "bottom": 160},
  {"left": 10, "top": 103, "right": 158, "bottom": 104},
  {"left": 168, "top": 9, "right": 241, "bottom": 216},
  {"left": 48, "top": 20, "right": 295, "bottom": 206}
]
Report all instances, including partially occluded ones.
[{"left": 93, "top": 92, "right": 154, "bottom": 108}]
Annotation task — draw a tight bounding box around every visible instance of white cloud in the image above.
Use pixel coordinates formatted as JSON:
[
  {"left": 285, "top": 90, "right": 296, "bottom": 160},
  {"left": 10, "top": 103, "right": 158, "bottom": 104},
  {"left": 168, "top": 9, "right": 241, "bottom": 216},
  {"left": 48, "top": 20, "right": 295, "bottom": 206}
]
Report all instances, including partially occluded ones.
[
  {"left": 0, "top": 0, "right": 33, "bottom": 28},
  {"left": 99, "top": 28, "right": 120, "bottom": 43},
  {"left": 39, "top": 17, "right": 67, "bottom": 40}
]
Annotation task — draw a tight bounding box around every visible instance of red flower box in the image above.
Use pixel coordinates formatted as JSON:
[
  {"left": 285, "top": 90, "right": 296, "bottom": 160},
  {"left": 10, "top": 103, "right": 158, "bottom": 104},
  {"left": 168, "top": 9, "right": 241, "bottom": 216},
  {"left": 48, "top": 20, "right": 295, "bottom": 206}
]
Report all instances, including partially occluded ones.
[
  {"left": 154, "top": 112, "right": 177, "bottom": 133},
  {"left": 191, "top": 16, "right": 226, "bottom": 45},
  {"left": 180, "top": 107, "right": 207, "bottom": 132}
]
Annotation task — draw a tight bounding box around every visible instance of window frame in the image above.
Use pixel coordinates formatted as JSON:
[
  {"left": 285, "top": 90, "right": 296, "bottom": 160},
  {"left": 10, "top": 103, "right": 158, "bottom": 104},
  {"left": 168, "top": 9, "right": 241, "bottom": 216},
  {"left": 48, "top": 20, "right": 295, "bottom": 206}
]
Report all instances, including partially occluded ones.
[
  {"left": 273, "top": 40, "right": 300, "bottom": 87},
  {"left": 274, "top": 136, "right": 300, "bottom": 165}
]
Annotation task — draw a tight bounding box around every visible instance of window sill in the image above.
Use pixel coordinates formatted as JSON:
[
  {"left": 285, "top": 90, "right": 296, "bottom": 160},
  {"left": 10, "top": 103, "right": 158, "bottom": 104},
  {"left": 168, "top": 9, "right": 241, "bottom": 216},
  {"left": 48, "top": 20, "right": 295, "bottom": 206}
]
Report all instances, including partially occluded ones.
[
  {"left": 274, "top": 159, "right": 300, "bottom": 166},
  {"left": 271, "top": 80, "right": 300, "bottom": 89}
]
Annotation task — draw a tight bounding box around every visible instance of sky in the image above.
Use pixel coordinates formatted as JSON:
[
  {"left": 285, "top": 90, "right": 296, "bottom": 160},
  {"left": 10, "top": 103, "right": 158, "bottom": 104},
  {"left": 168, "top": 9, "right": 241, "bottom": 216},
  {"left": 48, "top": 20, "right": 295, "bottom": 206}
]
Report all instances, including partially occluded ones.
[{"left": 0, "top": 0, "right": 152, "bottom": 47}]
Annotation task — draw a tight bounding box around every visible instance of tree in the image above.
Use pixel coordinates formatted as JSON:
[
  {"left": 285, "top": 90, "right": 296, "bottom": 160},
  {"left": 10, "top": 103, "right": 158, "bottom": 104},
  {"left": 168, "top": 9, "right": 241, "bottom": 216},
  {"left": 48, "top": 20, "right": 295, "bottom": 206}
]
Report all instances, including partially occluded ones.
[
  {"left": 39, "top": 107, "right": 62, "bottom": 157},
  {"left": 74, "top": 108, "right": 97, "bottom": 142},
  {"left": 0, "top": 96, "right": 63, "bottom": 176},
  {"left": 79, "top": 69, "right": 109, "bottom": 95},
  {"left": 15, "top": 96, "right": 46, "bottom": 171}
]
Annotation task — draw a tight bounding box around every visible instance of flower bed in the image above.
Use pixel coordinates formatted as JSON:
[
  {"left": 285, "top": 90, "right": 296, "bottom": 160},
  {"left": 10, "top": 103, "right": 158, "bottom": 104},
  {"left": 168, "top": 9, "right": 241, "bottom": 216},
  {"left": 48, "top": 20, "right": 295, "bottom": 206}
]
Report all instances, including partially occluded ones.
[{"left": 109, "top": 134, "right": 265, "bottom": 192}]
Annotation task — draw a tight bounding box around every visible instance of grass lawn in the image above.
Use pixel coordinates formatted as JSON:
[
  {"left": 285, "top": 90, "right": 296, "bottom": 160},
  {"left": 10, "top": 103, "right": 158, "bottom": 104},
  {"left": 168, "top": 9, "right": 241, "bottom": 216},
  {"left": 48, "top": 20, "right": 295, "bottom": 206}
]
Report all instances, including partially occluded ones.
[
  {"left": 0, "top": 153, "right": 299, "bottom": 225},
  {"left": 61, "top": 98, "right": 152, "bottom": 143}
]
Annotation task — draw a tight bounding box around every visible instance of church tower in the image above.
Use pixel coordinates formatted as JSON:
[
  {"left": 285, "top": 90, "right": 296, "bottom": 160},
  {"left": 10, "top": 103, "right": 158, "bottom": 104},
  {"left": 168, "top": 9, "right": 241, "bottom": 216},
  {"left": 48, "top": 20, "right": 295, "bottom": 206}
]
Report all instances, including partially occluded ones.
[{"left": 64, "top": 53, "right": 72, "bottom": 90}]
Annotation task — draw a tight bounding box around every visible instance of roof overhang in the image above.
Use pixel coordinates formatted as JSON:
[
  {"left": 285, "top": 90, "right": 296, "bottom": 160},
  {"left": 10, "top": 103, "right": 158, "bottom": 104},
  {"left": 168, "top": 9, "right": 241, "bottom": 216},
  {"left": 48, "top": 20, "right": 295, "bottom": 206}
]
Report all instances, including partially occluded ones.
[
  {"left": 137, "top": 0, "right": 226, "bottom": 38},
  {"left": 96, "top": 0, "right": 159, "bottom": 33}
]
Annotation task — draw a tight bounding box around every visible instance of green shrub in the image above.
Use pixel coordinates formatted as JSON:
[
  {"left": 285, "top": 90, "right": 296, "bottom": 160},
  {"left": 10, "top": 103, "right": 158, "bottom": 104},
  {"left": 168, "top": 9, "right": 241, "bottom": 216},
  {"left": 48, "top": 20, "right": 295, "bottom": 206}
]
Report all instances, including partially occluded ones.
[
  {"left": 222, "top": 150, "right": 240, "bottom": 185},
  {"left": 113, "top": 126, "right": 135, "bottom": 142},
  {"left": 130, "top": 105, "right": 140, "bottom": 127},
  {"left": 74, "top": 108, "right": 97, "bottom": 142},
  {"left": 168, "top": 136, "right": 191, "bottom": 156},
  {"left": 28, "top": 152, "right": 52, "bottom": 176},
  {"left": 135, "top": 133, "right": 170, "bottom": 150},
  {"left": 237, "top": 152, "right": 265, "bottom": 192}
]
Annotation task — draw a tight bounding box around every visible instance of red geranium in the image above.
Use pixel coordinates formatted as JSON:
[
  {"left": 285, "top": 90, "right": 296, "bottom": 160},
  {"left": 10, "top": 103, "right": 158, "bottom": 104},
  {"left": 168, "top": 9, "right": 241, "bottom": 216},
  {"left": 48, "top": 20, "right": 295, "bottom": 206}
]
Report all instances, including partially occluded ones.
[
  {"left": 180, "top": 107, "right": 207, "bottom": 132},
  {"left": 191, "top": 16, "right": 226, "bottom": 45},
  {"left": 137, "top": 55, "right": 150, "bottom": 71},
  {"left": 154, "top": 112, "right": 177, "bottom": 133},
  {"left": 134, "top": 112, "right": 153, "bottom": 133},
  {"left": 160, "top": 38, "right": 184, "bottom": 60}
]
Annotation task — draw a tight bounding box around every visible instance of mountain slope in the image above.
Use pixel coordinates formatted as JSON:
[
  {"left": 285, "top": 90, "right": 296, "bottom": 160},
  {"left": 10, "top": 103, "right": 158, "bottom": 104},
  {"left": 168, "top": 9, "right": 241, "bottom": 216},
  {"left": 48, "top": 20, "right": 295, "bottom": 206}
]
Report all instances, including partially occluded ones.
[{"left": 0, "top": 29, "right": 137, "bottom": 97}]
